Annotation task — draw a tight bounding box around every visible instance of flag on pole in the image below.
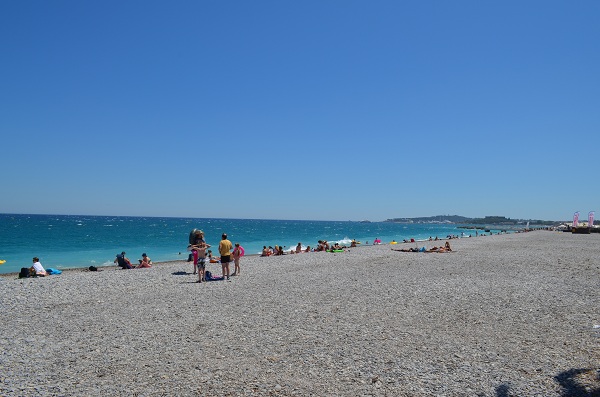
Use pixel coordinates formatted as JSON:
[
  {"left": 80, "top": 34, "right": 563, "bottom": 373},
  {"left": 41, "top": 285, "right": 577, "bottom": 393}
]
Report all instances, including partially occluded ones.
[
  {"left": 589, "top": 211, "right": 595, "bottom": 228},
  {"left": 573, "top": 212, "right": 580, "bottom": 228}
]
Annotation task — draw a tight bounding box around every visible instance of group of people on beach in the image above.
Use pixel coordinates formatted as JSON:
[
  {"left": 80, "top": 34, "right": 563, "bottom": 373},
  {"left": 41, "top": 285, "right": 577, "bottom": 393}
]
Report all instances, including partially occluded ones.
[
  {"left": 188, "top": 230, "right": 242, "bottom": 283},
  {"left": 114, "top": 252, "right": 153, "bottom": 269},
  {"left": 392, "top": 241, "right": 453, "bottom": 253},
  {"left": 19, "top": 257, "right": 63, "bottom": 278},
  {"left": 260, "top": 239, "right": 355, "bottom": 256},
  {"left": 26, "top": 232, "right": 455, "bottom": 280}
]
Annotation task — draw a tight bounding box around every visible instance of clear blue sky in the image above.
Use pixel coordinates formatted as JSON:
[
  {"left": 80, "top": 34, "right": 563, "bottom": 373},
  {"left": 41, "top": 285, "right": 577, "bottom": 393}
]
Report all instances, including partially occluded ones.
[{"left": 1, "top": 1, "right": 598, "bottom": 221}]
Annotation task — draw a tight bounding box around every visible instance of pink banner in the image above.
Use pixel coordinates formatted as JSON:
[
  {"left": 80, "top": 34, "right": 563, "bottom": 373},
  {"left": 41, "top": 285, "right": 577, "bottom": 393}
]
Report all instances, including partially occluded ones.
[
  {"left": 589, "top": 211, "right": 595, "bottom": 227},
  {"left": 573, "top": 212, "right": 580, "bottom": 228}
]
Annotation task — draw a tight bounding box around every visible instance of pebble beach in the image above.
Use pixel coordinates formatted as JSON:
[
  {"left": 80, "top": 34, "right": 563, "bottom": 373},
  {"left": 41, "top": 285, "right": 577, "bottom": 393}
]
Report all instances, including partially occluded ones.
[{"left": 1, "top": 231, "right": 598, "bottom": 396}]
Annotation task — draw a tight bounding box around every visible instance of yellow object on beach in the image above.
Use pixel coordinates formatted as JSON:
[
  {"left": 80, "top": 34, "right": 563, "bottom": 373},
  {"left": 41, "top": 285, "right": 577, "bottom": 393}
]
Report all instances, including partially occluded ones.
[
  {"left": 0, "top": 260, "right": 6, "bottom": 264},
  {"left": 390, "top": 242, "right": 398, "bottom": 245}
]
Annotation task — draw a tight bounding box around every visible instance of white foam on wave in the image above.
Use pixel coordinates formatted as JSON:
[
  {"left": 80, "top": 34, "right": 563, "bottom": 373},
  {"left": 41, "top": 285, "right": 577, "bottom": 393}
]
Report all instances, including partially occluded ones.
[{"left": 331, "top": 237, "right": 353, "bottom": 246}]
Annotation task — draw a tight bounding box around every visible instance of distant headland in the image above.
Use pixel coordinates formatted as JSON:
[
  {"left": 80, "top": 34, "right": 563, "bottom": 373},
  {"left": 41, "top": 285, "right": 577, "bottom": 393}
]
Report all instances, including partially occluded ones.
[{"left": 382, "top": 215, "right": 561, "bottom": 226}]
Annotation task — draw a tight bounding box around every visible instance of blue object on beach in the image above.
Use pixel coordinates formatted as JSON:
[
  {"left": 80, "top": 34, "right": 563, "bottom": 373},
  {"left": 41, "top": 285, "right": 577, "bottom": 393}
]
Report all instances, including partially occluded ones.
[
  {"left": 419, "top": 247, "right": 426, "bottom": 252},
  {"left": 46, "top": 268, "right": 62, "bottom": 275}
]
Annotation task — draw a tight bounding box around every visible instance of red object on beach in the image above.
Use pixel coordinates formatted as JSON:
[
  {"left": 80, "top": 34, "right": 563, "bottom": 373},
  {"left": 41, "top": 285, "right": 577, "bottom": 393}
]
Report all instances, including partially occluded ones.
[{"left": 240, "top": 246, "right": 245, "bottom": 256}]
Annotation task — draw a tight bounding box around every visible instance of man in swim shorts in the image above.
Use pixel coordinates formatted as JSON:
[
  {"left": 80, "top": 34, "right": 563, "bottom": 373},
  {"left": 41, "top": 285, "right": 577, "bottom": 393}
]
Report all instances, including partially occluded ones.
[
  {"left": 219, "top": 233, "right": 232, "bottom": 281},
  {"left": 190, "top": 230, "right": 210, "bottom": 282},
  {"left": 194, "top": 244, "right": 209, "bottom": 282}
]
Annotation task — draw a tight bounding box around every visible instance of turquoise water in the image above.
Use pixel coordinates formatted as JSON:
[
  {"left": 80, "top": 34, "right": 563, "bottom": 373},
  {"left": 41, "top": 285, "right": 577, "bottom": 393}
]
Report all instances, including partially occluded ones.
[{"left": 0, "top": 214, "right": 500, "bottom": 274}]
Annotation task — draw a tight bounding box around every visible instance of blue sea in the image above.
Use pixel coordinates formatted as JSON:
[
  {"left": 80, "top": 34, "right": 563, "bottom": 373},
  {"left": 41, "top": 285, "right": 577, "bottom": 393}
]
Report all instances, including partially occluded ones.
[{"left": 0, "top": 214, "right": 504, "bottom": 274}]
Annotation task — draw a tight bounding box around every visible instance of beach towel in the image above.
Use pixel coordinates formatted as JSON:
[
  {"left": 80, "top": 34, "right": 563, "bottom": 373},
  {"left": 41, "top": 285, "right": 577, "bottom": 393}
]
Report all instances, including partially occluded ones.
[
  {"left": 46, "top": 268, "right": 62, "bottom": 275},
  {"left": 204, "top": 270, "right": 224, "bottom": 281}
]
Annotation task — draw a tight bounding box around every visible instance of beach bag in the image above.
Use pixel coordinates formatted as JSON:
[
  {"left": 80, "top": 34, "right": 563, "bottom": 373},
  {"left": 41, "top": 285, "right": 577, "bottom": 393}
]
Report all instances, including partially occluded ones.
[
  {"left": 205, "top": 270, "right": 212, "bottom": 280},
  {"left": 89, "top": 266, "right": 98, "bottom": 272},
  {"left": 19, "top": 267, "right": 30, "bottom": 279}
]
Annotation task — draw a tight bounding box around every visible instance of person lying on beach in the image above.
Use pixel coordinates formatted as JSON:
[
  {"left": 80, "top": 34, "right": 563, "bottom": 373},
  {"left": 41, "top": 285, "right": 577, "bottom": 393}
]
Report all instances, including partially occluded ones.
[
  {"left": 425, "top": 242, "right": 453, "bottom": 253},
  {"left": 304, "top": 246, "right": 311, "bottom": 253},
  {"left": 30, "top": 257, "right": 48, "bottom": 276},
  {"left": 392, "top": 247, "right": 420, "bottom": 252},
  {"left": 207, "top": 251, "right": 220, "bottom": 263}
]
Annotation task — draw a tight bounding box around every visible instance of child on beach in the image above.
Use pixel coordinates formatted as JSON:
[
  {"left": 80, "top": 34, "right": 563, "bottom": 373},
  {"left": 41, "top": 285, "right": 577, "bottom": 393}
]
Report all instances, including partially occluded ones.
[
  {"left": 232, "top": 243, "right": 242, "bottom": 276},
  {"left": 188, "top": 230, "right": 210, "bottom": 276},
  {"left": 189, "top": 230, "right": 210, "bottom": 282},
  {"left": 193, "top": 244, "right": 209, "bottom": 282}
]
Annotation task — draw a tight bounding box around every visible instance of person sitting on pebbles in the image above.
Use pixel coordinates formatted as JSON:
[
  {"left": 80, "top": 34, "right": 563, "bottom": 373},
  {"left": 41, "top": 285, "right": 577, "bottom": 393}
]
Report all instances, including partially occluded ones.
[
  {"left": 115, "top": 252, "right": 133, "bottom": 269},
  {"left": 30, "top": 257, "right": 48, "bottom": 276},
  {"left": 137, "top": 253, "right": 152, "bottom": 268}
]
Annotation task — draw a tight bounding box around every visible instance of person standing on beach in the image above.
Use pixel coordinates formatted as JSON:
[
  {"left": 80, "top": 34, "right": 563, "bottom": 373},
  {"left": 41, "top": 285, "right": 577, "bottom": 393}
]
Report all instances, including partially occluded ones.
[
  {"left": 219, "top": 233, "right": 233, "bottom": 280},
  {"left": 232, "top": 243, "right": 242, "bottom": 276},
  {"left": 194, "top": 242, "right": 210, "bottom": 282},
  {"left": 189, "top": 230, "right": 210, "bottom": 277}
]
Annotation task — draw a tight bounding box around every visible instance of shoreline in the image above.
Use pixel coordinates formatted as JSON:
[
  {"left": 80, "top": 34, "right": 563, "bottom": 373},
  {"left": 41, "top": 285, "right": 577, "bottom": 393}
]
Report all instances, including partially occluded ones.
[
  {"left": 0, "top": 215, "right": 520, "bottom": 275},
  {"left": 1, "top": 231, "right": 598, "bottom": 396},
  {"left": 0, "top": 234, "right": 500, "bottom": 278}
]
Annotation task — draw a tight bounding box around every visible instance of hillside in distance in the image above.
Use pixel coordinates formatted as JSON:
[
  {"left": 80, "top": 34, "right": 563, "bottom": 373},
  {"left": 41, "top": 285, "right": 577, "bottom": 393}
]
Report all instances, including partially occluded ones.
[{"left": 383, "top": 215, "right": 558, "bottom": 226}]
